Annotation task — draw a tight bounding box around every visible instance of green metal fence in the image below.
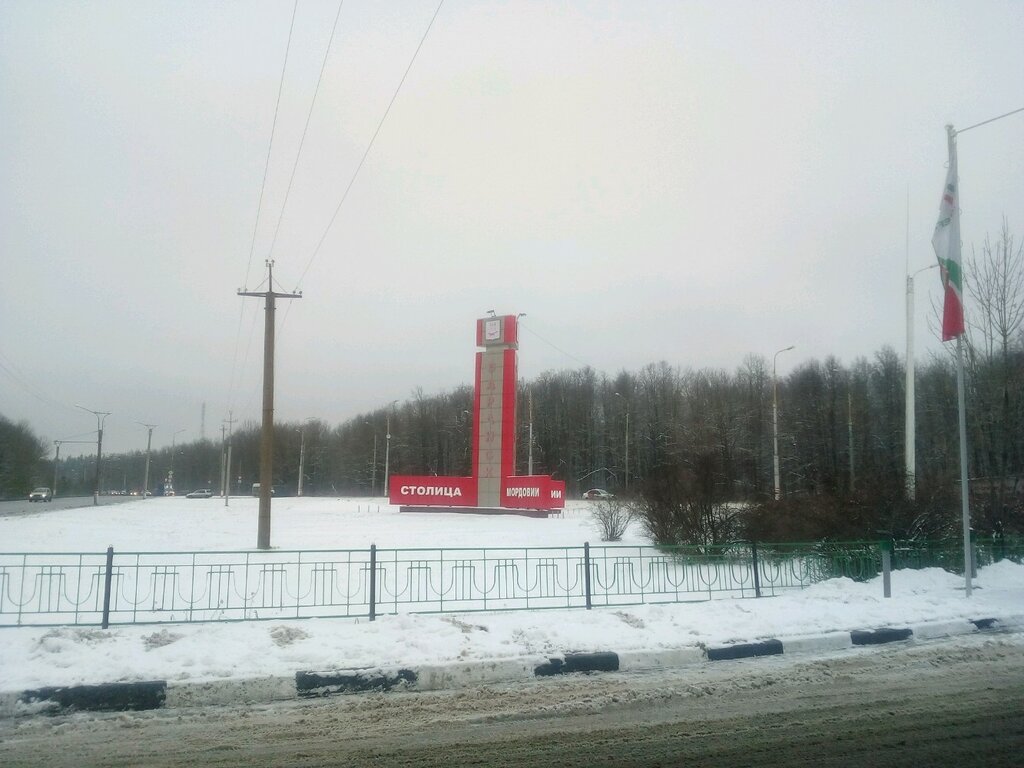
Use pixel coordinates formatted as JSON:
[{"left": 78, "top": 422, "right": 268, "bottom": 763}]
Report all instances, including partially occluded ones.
[{"left": 0, "top": 538, "right": 1019, "bottom": 628}]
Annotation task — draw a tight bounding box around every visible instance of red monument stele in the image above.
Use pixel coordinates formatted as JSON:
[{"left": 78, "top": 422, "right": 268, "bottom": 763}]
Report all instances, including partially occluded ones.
[{"left": 389, "top": 314, "right": 566, "bottom": 516}]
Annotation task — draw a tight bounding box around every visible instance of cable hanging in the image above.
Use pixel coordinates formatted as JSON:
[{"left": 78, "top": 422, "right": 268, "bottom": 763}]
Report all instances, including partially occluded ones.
[{"left": 292, "top": 0, "right": 445, "bottom": 294}]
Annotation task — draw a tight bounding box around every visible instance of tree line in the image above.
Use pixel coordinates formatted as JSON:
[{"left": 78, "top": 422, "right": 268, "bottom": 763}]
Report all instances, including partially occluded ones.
[{"left": 5, "top": 223, "right": 1021, "bottom": 543}]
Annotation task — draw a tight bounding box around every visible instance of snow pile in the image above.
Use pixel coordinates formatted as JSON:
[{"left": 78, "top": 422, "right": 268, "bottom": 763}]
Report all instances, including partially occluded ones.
[{"left": 1, "top": 498, "right": 1020, "bottom": 691}]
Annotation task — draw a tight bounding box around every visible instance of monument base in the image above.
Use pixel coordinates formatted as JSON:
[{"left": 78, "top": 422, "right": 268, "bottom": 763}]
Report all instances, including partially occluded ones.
[{"left": 399, "top": 505, "right": 555, "bottom": 519}]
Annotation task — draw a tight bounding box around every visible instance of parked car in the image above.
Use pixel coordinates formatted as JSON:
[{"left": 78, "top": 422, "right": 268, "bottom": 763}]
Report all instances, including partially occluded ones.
[
  {"left": 186, "top": 488, "right": 213, "bottom": 499},
  {"left": 583, "top": 488, "right": 614, "bottom": 500},
  {"left": 28, "top": 487, "right": 53, "bottom": 502}
]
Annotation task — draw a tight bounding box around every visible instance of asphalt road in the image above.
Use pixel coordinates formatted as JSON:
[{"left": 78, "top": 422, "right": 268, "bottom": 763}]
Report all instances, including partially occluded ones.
[
  {"left": 0, "top": 495, "right": 135, "bottom": 518},
  {"left": 1, "top": 634, "right": 1021, "bottom": 767}
]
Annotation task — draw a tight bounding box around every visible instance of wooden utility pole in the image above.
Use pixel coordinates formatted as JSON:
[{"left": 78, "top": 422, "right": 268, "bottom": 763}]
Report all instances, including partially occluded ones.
[
  {"left": 76, "top": 406, "right": 111, "bottom": 505},
  {"left": 223, "top": 410, "right": 236, "bottom": 508},
  {"left": 238, "top": 260, "right": 301, "bottom": 549}
]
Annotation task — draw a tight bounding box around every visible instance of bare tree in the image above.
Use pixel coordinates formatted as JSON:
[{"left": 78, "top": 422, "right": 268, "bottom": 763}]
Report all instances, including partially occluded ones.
[
  {"left": 590, "top": 498, "right": 634, "bottom": 542},
  {"left": 966, "top": 219, "right": 1024, "bottom": 361},
  {"left": 964, "top": 219, "right": 1024, "bottom": 527}
]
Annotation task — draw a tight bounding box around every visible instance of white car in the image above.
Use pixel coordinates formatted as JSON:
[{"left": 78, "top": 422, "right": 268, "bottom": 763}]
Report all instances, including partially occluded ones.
[
  {"left": 29, "top": 487, "right": 53, "bottom": 502},
  {"left": 583, "top": 488, "right": 614, "bottom": 500}
]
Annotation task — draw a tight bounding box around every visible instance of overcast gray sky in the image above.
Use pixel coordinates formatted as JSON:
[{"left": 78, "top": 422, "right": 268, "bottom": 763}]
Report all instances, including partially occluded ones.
[{"left": 2, "top": 0, "right": 1022, "bottom": 456}]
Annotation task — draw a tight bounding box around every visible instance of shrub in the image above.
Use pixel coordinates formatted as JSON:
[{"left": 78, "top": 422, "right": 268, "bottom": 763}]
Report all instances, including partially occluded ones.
[
  {"left": 591, "top": 498, "right": 634, "bottom": 542},
  {"left": 632, "top": 460, "right": 738, "bottom": 546}
]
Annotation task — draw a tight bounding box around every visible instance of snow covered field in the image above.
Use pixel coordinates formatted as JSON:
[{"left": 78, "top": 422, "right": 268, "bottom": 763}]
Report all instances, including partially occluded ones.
[
  {"left": 2, "top": 496, "right": 625, "bottom": 552},
  {"left": 1, "top": 497, "right": 1021, "bottom": 691}
]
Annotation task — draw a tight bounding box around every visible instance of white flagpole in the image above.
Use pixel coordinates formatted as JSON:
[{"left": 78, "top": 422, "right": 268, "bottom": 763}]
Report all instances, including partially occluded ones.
[
  {"left": 904, "top": 188, "right": 915, "bottom": 500},
  {"left": 946, "top": 124, "right": 972, "bottom": 597},
  {"left": 935, "top": 107, "right": 1022, "bottom": 596}
]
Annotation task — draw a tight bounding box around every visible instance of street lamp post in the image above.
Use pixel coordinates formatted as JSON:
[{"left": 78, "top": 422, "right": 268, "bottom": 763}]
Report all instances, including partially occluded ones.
[
  {"left": 516, "top": 313, "right": 530, "bottom": 476},
  {"left": 76, "top": 405, "right": 111, "bottom": 506},
  {"left": 371, "top": 432, "right": 378, "bottom": 495},
  {"left": 297, "top": 418, "right": 314, "bottom": 497},
  {"left": 383, "top": 400, "right": 398, "bottom": 498},
  {"left": 365, "top": 421, "right": 378, "bottom": 496},
  {"left": 136, "top": 422, "right": 157, "bottom": 500},
  {"left": 527, "top": 387, "right": 534, "bottom": 476},
  {"left": 772, "top": 346, "right": 795, "bottom": 501},
  {"left": 52, "top": 440, "right": 93, "bottom": 497},
  {"left": 53, "top": 442, "right": 61, "bottom": 497},
  {"left": 169, "top": 429, "right": 185, "bottom": 495},
  {"left": 614, "top": 392, "right": 630, "bottom": 492}
]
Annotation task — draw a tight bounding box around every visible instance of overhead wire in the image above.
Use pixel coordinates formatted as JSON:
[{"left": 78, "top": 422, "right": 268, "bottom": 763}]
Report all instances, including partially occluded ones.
[
  {"left": 55, "top": 430, "right": 100, "bottom": 442},
  {"left": 291, "top": 0, "right": 445, "bottom": 295},
  {"left": 0, "top": 347, "right": 78, "bottom": 414},
  {"left": 267, "top": 0, "right": 346, "bottom": 262},
  {"left": 225, "top": 1, "right": 300, "bottom": 420},
  {"left": 518, "top": 322, "right": 594, "bottom": 370},
  {"left": 241, "top": 0, "right": 299, "bottom": 292},
  {"left": 229, "top": 1, "right": 445, "bottom": 418}
]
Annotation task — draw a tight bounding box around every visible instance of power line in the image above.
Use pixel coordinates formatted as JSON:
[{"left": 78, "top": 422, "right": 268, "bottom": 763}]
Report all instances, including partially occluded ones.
[
  {"left": 267, "top": 0, "right": 346, "bottom": 262},
  {"left": 241, "top": 0, "right": 300, "bottom": 292},
  {"left": 519, "top": 322, "right": 593, "bottom": 370},
  {"left": 228, "top": 1, "right": 300, "bottom": 418},
  {"left": 0, "top": 347, "right": 76, "bottom": 413},
  {"left": 292, "top": 0, "right": 445, "bottom": 293},
  {"left": 226, "top": 296, "right": 263, "bottom": 416}
]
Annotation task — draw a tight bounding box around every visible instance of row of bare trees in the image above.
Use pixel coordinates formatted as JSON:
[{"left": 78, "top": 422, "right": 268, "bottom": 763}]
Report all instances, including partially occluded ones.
[{"left": 14, "top": 225, "right": 1023, "bottom": 544}]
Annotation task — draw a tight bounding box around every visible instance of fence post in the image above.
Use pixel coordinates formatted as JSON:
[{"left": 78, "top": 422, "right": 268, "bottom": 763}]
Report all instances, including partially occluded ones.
[
  {"left": 751, "top": 540, "right": 762, "bottom": 598},
  {"left": 583, "top": 542, "right": 592, "bottom": 610},
  {"left": 101, "top": 546, "right": 114, "bottom": 629},
  {"left": 881, "top": 539, "right": 892, "bottom": 598},
  {"left": 369, "top": 544, "right": 377, "bottom": 622}
]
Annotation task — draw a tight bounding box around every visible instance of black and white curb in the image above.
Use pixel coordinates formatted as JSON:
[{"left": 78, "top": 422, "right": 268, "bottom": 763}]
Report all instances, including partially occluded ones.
[{"left": 2, "top": 615, "right": 1018, "bottom": 717}]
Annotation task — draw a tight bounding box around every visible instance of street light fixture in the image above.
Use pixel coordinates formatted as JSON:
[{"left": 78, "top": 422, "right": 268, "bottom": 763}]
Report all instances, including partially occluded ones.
[
  {"left": 76, "top": 405, "right": 111, "bottom": 506},
  {"left": 383, "top": 400, "right": 398, "bottom": 498},
  {"left": 772, "top": 346, "right": 795, "bottom": 500}
]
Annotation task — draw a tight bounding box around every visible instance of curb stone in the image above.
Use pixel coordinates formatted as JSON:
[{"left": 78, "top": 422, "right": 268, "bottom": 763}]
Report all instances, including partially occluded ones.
[
  {"left": 165, "top": 675, "right": 296, "bottom": 709},
  {"left": 706, "top": 639, "right": 783, "bottom": 661},
  {"left": 297, "top": 668, "right": 417, "bottom": 697},
  {"left": 15, "top": 681, "right": 166, "bottom": 715},
  {"left": 850, "top": 627, "right": 914, "bottom": 645},
  {"left": 778, "top": 631, "right": 852, "bottom": 656},
  {"left": 2, "top": 615, "right": 1019, "bottom": 718},
  {"left": 534, "top": 652, "right": 620, "bottom": 676}
]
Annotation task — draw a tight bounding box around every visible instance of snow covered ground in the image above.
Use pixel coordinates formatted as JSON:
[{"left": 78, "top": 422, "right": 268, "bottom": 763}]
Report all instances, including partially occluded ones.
[
  {"left": 1, "top": 497, "right": 1021, "bottom": 691},
  {"left": 1, "top": 496, "right": 621, "bottom": 552}
]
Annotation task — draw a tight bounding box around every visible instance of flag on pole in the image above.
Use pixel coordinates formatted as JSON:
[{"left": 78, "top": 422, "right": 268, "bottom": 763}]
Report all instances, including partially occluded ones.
[{"left": 931, "top": 143, "right": 965, "bottom": 341}]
